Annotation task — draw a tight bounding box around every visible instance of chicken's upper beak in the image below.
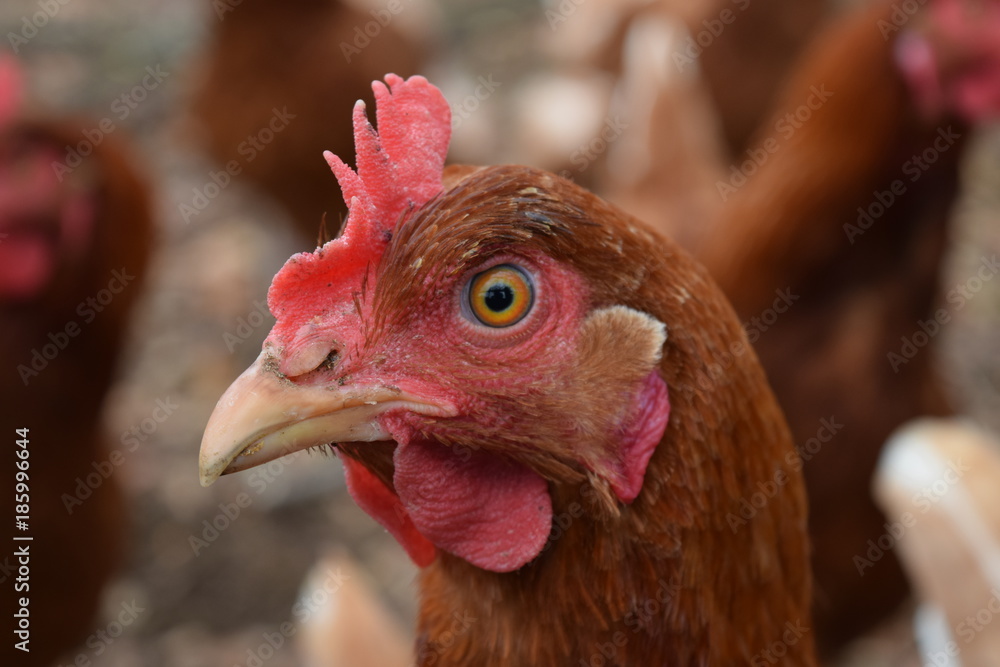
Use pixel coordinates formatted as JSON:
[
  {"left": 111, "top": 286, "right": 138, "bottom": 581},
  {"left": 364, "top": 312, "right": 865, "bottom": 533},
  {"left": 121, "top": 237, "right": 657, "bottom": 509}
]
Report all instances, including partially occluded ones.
[{"left": 198, "top": 351, "right": 452, "bottom": 487}]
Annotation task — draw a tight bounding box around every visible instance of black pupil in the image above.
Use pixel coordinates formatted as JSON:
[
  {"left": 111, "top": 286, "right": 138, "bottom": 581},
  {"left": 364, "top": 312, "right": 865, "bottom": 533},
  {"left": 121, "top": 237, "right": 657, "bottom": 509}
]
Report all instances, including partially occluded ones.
[{"left": 484, "top": 284, "right": 514, "bottom": 312}]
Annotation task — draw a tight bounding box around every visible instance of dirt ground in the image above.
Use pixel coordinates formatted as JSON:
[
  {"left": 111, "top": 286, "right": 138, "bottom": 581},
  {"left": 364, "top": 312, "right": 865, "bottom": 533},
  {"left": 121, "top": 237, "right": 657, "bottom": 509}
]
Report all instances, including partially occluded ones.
[{"left": 2, "top": 1, "right": 998, "bottom": 665}]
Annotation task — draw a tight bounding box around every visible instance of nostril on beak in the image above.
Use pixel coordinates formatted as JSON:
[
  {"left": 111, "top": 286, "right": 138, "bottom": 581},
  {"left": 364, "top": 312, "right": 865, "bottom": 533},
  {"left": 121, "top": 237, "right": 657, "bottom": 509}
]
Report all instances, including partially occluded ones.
[{"left": 276, "top": 338, "right": 342, "bottom": 378}]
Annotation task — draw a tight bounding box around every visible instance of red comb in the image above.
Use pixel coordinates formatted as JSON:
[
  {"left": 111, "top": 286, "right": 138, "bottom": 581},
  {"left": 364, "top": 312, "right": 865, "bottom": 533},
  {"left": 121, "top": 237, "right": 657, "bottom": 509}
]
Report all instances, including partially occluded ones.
[
  {"left": 266, "top": 75, "right": 451, "bottom": 372},
  {"left": 0, "top": 55, "right": 24, "bottom": 128}
]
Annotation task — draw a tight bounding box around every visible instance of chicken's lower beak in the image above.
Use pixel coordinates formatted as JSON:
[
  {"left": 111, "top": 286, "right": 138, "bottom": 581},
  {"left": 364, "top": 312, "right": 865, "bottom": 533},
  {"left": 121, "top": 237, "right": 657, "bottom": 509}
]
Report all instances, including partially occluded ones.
[{"left": 198, "top": 352, "right": 450, "bottom": 487}]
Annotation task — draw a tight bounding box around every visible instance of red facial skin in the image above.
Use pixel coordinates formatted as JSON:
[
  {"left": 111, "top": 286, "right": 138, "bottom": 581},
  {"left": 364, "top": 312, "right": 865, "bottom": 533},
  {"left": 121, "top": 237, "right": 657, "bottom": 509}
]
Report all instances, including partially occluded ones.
[{"left": 273, "top": 242, "right": 665, "bottom": 572}]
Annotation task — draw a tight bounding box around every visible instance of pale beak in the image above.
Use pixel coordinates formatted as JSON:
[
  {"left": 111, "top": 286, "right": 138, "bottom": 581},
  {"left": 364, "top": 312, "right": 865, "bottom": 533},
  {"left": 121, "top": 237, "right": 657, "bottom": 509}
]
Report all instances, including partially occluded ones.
[{"left": 198, "top": 352, "right": 451, "bottom": 487}]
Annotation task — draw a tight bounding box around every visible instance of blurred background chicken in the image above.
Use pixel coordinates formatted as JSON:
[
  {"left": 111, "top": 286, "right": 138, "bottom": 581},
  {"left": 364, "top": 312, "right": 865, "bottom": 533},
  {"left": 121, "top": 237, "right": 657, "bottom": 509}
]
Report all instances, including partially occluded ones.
[
  {"left": 1, "top": 0, "right": 998, "bottom": 665},
  {"left": 0, "top": 55, "right": 153, "bottom": 665},
  {"left": 189, "top": 0, "right": 431, "bottom": 246},
  {"left": 697, "top": 0, "right": 1000, "bottom": 652}
]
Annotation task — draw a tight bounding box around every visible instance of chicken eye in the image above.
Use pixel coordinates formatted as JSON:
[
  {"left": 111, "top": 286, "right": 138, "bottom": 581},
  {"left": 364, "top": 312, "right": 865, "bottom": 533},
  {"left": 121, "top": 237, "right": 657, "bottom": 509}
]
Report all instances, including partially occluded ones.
[{"left": 467, "top": 264, "right": 534, "bottom": 328}]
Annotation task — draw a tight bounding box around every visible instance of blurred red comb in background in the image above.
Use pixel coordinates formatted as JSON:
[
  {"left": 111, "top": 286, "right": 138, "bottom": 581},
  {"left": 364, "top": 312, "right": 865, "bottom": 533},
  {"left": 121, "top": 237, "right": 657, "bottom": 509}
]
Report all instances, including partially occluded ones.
[{"left": 0, "top": 55, "right": 23, "bottom": 127}]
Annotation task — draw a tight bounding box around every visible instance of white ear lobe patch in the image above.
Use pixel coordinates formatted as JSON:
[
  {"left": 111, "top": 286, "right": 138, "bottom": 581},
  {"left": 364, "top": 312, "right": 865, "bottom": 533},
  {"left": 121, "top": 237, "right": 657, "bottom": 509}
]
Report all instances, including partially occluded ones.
[
  {"left": 574, "top": 305, "right": 670, "bottom": 504},
  {"left": 576, "top": 305, "right": 668, "bottom": 384}
]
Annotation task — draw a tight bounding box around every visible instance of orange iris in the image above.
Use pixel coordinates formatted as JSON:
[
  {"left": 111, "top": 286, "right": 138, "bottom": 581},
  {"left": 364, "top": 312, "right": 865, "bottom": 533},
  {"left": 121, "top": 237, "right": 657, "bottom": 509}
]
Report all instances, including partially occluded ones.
[{"left": 468, "top": 265, "right": 533, "bottom": 327}]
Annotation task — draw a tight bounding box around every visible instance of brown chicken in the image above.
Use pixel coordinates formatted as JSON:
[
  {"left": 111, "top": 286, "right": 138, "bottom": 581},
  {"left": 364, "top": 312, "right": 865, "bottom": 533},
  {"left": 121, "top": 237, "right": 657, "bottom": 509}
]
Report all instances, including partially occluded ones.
[
  {"left": 199, "top": 74, "right": 818, "bottom": 665},
  {"left": 698, "top": 0, "right": 1000, "bottom": 652},
  {"left": 691, "top": 0, "right": 830, "bottom": 157},
  {"left": 0, "top": 57, "right": 153, "bottom": 665},
  {"left": 189, "top": 0, "right": 426, "bottom": 244}
]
